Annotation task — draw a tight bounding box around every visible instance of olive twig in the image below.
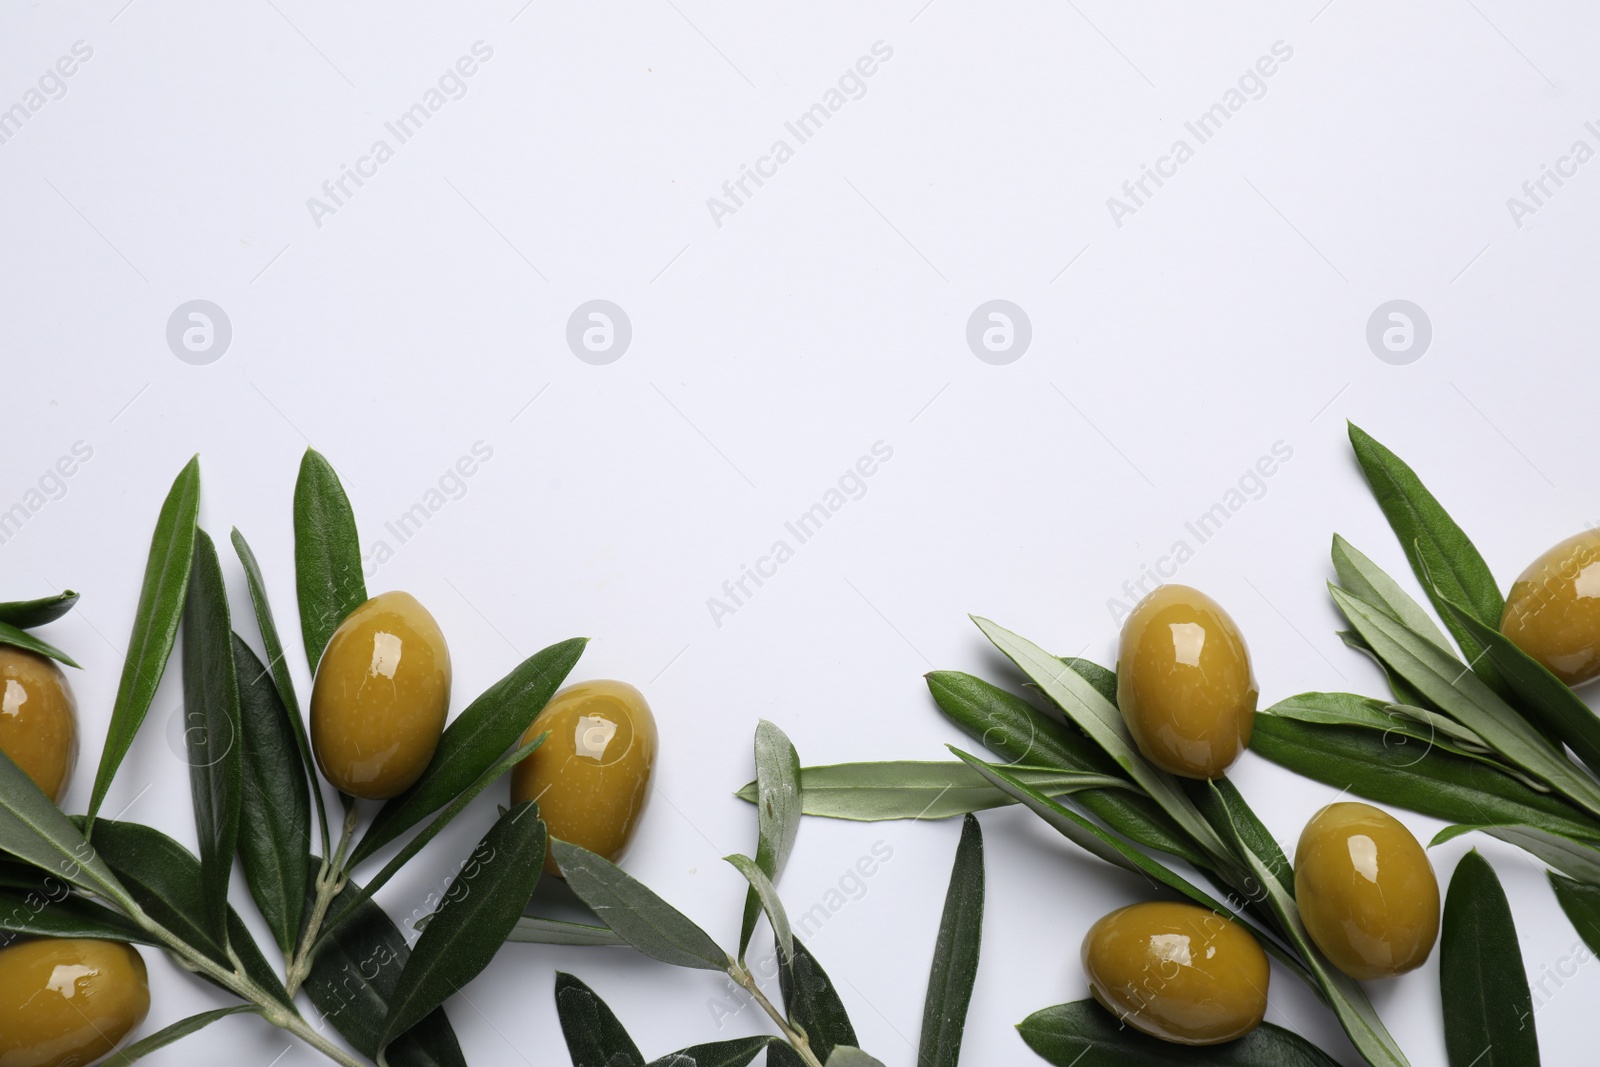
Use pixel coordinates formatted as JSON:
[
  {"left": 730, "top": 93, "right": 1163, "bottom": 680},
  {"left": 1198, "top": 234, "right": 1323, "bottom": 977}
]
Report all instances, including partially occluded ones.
[
  {"left": 285, "top": 802, "right": 361, "bottom": 995},
  {"left": 727, "top": 962, "right": 824, "bottom": 1067}
]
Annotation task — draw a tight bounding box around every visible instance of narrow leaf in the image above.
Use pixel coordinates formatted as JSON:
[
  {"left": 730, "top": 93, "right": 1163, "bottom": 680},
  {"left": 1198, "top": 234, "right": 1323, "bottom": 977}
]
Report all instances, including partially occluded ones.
[
  {"left": 507, "top": 916, "right": 626, "bottom": 947},
  {"left": 917, "top": 813, "right": 984, "bottom": 1067},
  {"left": 0, "top": 620, "right": 79, "bottom": 668},
  {"left": 741, "top": 720, "right": 802, "bottom": 958},
  {"left": 780, "top": 938, "right": 857, "bottom": 1061},
  {"left": 826, "top": 1051, "right": 885, "bottom": 1067},
  {"left": 1019, "top": 1000, "right": 1343, "bottom": 1066},
  {"left": 1549, "top": 873, "right": 1600, "bottom": 958},
  {"left": 1441, "top": 851, "right": 1539, "bottom": 1067},
  {"left": 647, "top": 1036, "right": 776, "bottom": 1067},
  {"left": 87, "top": 455, "right": 200, "bottom": 827},
  {"left": 0, "top": 751, "right": 130, "bottom": 906},
  {"left": 0, "top": 589, "right": 79, "bottom": 629},
  {"left": 294, "top": 448, "right": 367, "bottom": 669},
  {"left": 0, "top": 887, "right": 152, "bottom": 947},
  {"left": 381, "top": 802, "right": 547, "bottom": 1048},
  {"left": 107, "top": 1005, "right": 256, "bottom": 1065},
  {"left": 1332, "top": 534, "right": 1453, "bottom": 653},
  {"left": 351, "top": 636, "right": 588, "bottom": 866},
  {"left": 727, "top": 853, "right": 793, "bottom": 963},
  {"left": 1434, "top": 823, "right": 1600, "bottom": 884},
  {"left": 1337, "top": 629, "right": 1437, "bottom": 709},
  {"left": 553, "top": 972, "right": 645, "bottom": 1067},
  {"left": 553, "top": 838, "right": 729, "bottom": 971}
]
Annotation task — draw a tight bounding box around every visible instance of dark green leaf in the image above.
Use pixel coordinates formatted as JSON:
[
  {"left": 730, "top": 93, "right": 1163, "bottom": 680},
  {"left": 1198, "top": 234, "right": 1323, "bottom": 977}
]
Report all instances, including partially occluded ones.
[
  {"left": 0, "top": 620, "right": 79, "bottom": 668},
  {"left": 647, "top": 1036, "right": 776, "bottom": 1067},
  {"left": 553, "top": 972, "right": 645, "bottom": 1067},
  {"left": 1348, "top": 423, "right": 1504, "bottom": 679},
  {"left": 742, "top": 720, "right": 802, "bottom": 959},
  {"left": 1336, "top": 630, "right": 1438, "bottom": 710},
  {"left": 553, "top": 838, "right": 729, "bottom": 971},
  {"left": 780, "top": 939, "right": 856, "bottom": 1061},
  {"left": 767, "top": 1046, "right": 805, "bottom": 1067},
  {"left": 1059, "top": 657, "right": 1117, "bottom": 705},
  {"left": 351, "top": 636, "right": 587, "bottom": 867},
  {"left": 107, "top": 1005, "right": 256, "bottom": 1065},
  {"left": 0, "top": 590, "right": 78, "bottom": 629},
  {"left": 381, "top": 803, "right": 546, "bottom": 1048},
  {"left": 302, "top": 870, "right": 466, "bottom": 1067},
  {"left": 293, "top": 448, "right": 367, "bottom": 669},
  {"left": 1442, "top": 851, "right": 1539, "bottom": 1067},
  {"left": 1189, "top": 777, "right": 1292, "bottom": 895},
  {"left": 507, "top": 916, "right": 626, "bottom": 947},
  {"left": 1018, "top": 1000, "right": 1343, "bottom": 1066},
  {"left": 926, "top": 670, "right": 1204, "bottom": 867},
  {"left": 232, "top": 527, "right": 328, "bottom": 854},
  {"left": 727, "top": 853, "right": 793, "bottom": 963},
  {"left": 0, "top": 886, "right": 151, "bottom": 948},
  {"left": 233, "top": 634, "right": 311, "bottom": 955},
  {"left": 87, "top": 455, "right": 200, "bottom": 828},
  {"left": 917, "top": 813, "right": 983, "bottom": 1067},
  {"left": 0, "top": 751, "right": 129, "bottom": 905},
  {"left": 1549, "top": 873, "right": 1600, "bottom": 957},
  {"left": 826, "top": 1052, "right": 884, "bottom": 1067}
]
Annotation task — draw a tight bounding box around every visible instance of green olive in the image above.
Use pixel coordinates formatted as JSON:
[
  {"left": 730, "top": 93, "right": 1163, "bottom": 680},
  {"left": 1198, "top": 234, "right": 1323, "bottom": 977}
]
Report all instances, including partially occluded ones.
[
  {"left": 1116, "top": 585, "right": 1258, "bottom": 779},
  {"left": 0, "top": 938, "right": 149, "bottom": 1067},
  {"left": 1294, "top": 802, "right": 1439, "bottom": 980},
  {"left": 0, "top": 646, "right": 78, "bottom": 804},
  {"left": 310, "top": 591, "right": 450, "bottom": 799},
  {"left": 1082, "top": 901, "right": 1269, "bottom": 1046},
  {"left": 1502, "top": 529, "right": 1600, "bottom": 685},
  {"left": 511, "top": 680, "right": 657, "bottom": 876}
]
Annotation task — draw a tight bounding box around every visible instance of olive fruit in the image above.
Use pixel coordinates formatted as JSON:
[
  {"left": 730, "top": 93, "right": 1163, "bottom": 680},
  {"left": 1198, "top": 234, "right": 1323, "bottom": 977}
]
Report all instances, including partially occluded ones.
[
  {"left": 1082, "top": 901, "right": 1269, "bottom": 1046},
  {"left": 0, "top": 646, "right": 78, "bottom": 804},
  {"left": 1501, "top": 529, "right": 1600, "bottom": 685},
  {"left": 1116, "top": 585, "right": 1258, "bottom": 779},
  {"left": 0, "top": 938, "right": 149, "bottom": 1067},
  {"left": 511, "top": 680, "right": 657, "bottom": 875},
  {"left": 310, "top": 591, "right": 450, "bottom": 799},
  {"left": 1294, "top": 802, "right": 1439, "bottom": 980}
]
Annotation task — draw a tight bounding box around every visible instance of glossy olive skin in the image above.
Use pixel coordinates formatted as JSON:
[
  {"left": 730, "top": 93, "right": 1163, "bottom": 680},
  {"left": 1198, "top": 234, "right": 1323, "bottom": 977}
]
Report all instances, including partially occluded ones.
[
  {"left": 0, "top": 647, "right": 78, "bottom": 804},
  {"left": 310, "top": 591, "right": 451, "bottom": 799},
  {"left": 1116, "top": 585, "right": 1258, "bottom": 779},
  {"left": 1082, "top": 901, "right": 1269, "bottom": 1046},
  {"left": 1295, "top": 802, "right": 1439, "bottom": 980},
  {"left": 511, "top": 680, "right": 657, "bottom": 876},
  {"left": 0, "top": 938, "right": 149, "bottom": 1067},
  {"left": 1502, "top": 529, "right": 1600, "bottom": 685}
]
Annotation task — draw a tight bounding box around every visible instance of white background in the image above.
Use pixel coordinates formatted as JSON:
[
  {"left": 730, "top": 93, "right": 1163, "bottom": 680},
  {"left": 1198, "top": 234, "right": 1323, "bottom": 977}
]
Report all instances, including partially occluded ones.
[{"left": 3, "top": 1, "right": 1599, "bottom": 1064}]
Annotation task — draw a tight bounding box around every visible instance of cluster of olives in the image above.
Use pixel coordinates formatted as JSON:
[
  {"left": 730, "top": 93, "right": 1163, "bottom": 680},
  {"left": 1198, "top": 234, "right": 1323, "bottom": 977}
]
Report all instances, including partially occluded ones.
[{"left": 1082, "top": 585, "right": 1441, "bottom": 1047}]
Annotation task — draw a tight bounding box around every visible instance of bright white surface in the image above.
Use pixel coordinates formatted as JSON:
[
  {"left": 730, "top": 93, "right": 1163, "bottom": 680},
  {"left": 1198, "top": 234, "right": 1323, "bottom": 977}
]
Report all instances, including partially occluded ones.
[{"left": 3, "top": 1, "right": 1598, "bottom": 1064}]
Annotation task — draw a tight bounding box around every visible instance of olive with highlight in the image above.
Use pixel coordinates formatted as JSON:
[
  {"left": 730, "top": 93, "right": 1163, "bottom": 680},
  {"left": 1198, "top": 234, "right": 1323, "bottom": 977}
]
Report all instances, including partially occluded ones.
[
  {"left": 0, "top": 646, "right": 78, "bottom": 804},
  {"left": 0, "top": 938, "right": 149, "bottom": 1067},
  {"left": 1502, "top": 529, "right": 1600, "bottom": 686}
]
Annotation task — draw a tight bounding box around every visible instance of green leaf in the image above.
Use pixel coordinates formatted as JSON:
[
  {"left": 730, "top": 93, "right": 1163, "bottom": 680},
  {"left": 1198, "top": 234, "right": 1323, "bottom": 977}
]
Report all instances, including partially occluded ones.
[
  {"left": 1018, "top": 1000, "right": 1343, "bottom": 1066},
  {"left": 553, "top": 838, "right": 730, "bottom": 971},
  {"left": 381, "top": 802, "right": 546, "bottom": 1048},
  {"left": 0, "top": 751, "right": 129, "bottom": 906},
  {"left": 233, "top": 634, "right": 311, "bottom": 955},
  {"left": 1337, "top": 629, "right": 1437, "bottom": 710},
  {"left": 232, "top": 527, "right": 328, "bottom": 855},
  {"left": 553, "top": 972, "right": 645, "bottom": 1067},
  {"left": 1441, "top": 851, "right": 1539, "bottom": 1067},
  {"left": 647, "top": 1036, "right": 776, "bottom": 1067},
  {"left": 969, "top": 619, "right": 1237, "bottom": 872},
  {"left": 917, "top": 813, "right": 984, "bottom": 1067},
  {"left": 1190, "top": 777, "right": 1293, "bottom": 902},
  {"left": 1348, "top": 422, "right": 1504, "bottom": 672},
  {"left": 1059, "top": 657, "right": 1118, "bottom": 704},
  {"left": 0, "top": 887, "right": 152, "bottom": 946},
  {"left": 741, "top": 720, "right": 802, "bottom": 958},
  {"left": 507, "top": 916, "right": 626, "bottom": 947},
  {"left": 87, "top": 455, "right": 200, "bottom": 828},
  {"left": 351, "top": 636, "right": 588, "bottom": 867},
  {"left": 293, "top": 447, "right": 367, "bottom": 669},
  {"left": 781, "top": 938, "right": 857, "bottom": 1061},
  {"left": 302, "top": 869, "right": 467, "bottom": 1067},
  {"left": 1332, "top": 535, "right": 1453, "bottom": 653},
  {"left": 107, "top": 1005, "right": 257, "bottom": 1065},
  {"left": 726, "top": 853, "right": 793, "bottom": 963},
  {"left": 825, "top": 1051, "right": 885, "bottom": 1067},
  {"left": 1549, "top": 873, "right": 1600, "bottom": 957},
  {"left": 0, "top": 619, "right": 79, "bottom": 668},
  {"left": 734, "top": 762, "right": 1132, "bottom": 822},
  {"left": 1331, "top": 584, "right": 1600, "bottom": 817},
  {"left": 180, "top": 528, "right": 243, "bottom": 947},
  {"left": 1250, "top": 714, "right": 1600, "bottom": 838},
  {"left": 1434, "top": 823, "right": 1600, "bottom": 883},
  {"left": 927, "top": 670, "right": 1205, "bottom": 867},
  {"left": 0, "top": 590, "right": 78, "bottom": 629}
]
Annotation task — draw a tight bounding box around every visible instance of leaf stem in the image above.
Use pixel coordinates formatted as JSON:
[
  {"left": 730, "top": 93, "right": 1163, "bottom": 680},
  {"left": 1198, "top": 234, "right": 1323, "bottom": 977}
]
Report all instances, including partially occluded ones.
[
  {"left": 728, "top": 962, "right": 824, "bottom": 1067},
  {"left": 285, "top": 801, "right": 359, "bottom": 995}
]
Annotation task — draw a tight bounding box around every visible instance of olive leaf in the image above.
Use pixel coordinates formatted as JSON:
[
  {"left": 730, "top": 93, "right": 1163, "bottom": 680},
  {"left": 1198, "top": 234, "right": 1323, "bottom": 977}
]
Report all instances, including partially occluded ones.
[
  {"left": 741, "top": 720, "right": 801, "bottom": 958},
  {"left": 1348, "top": 422, "right": 1505, "bottom": 675},
  {"left": 1018, "top": 1000, "right": 1343, "bottom": 1066},
  {"left": 1265, "top": 692, "right": 1516, "bottom": 778},
  {"left": 233, "top": 527, "right": 328, "bottom": 854},
  {"left": 87, "top": 455, "right": 200, "bottom": 828},
  {"left": 180, "top": 527, "right": 244, "bottom": 947},
  {"left": 1434, "top": 823, "right": 1600, "bottom": 884},
  {"left": 1549, "top": 873, "right": 1600, "bottom": 957},
  {"left": 927, "top": 669, "right": 1205, "bottom": 867},
  {"left": 553, "top": 838, "right": 730, "bottom": 971},
  {"left": 733, "top": 762, "right": 1131, "bottom": 822},
  {"left": 351, "top": 636, "right": 588, "bottom": 867},
  {"left": 1337, "top": 629, "right": 1437, "bottom": 710},
  {"left": 0, "top": 886, "right": 152, "bottom": 946},
  {"left": 780, "top": 939, "right": 857, "bottom": 1062},
  {"left": 647, "top": 1037, "right": 777, "bottom": 1067},
  {"left": 0, "top": 619, "right": 79, "bottom": 668},
  {"left": 0, "top": 750, "right": 130, "bottom": 907},
  {"left": 917, "top": 813, "right": 983, "bottom": 1067},
  {"left": 507, "top": 916, "right": 626, "bottom": 947},
  {"left": 726, "top": 853, "right": 793, "bottom": 963},
  {"left": 302, "top": 869, "right": 467, "bottom": 1067},
  {"left": 554, "top": 972, "right": 645, "bottom": 1067},
  {"left": 825, "top": 1051, "right": 885, "bottom": 1067},
  {"left": 1331, "top": 534, "right": 1453, "bottom": 653},
  {"left": 233, "top": 634, "right": 312, "bottom": 956},
  {"left": 106, "top": 1005, "right": 258, "bottom": 1065},
  {"left": 293, "top": 447, "right": 367, "bottom": 669},
  {"left": 1442, "top": 851, "right": 1540, "bottom": 1067},
  {"left": 0, "top": 589, "right": 78, "bottom": 629}
]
